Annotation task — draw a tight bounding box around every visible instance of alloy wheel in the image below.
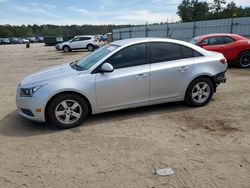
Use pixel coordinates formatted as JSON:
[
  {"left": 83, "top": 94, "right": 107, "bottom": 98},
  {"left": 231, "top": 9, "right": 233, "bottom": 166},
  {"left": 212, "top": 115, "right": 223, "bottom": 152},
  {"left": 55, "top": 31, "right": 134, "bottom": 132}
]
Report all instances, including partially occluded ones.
[
  {"left": 55, "top": 100, "right": 82, "bottom": 125},
  {"left": 239, "top": 54, "right": 250, "bottom": 67},
  {"left": 191, "top": 82, "right": 211, "bottom": 104}
]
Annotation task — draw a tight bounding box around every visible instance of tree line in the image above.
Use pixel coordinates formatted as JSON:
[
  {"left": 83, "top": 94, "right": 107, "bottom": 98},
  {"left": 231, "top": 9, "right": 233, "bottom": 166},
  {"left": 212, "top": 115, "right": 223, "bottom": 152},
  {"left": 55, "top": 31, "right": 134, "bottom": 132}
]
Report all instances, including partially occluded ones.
[
  {"left": 0, "top": 24, "right": 133, "bottom": 38},
  {"left": 177, "top": 0, "right": 250, "bottom": 22}
]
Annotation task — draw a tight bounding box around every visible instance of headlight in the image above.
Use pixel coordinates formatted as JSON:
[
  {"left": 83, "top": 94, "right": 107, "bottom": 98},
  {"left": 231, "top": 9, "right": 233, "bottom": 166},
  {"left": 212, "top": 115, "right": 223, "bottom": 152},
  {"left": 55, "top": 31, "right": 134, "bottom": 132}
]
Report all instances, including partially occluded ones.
[{"left": 20, "top": 85, "right": 44, "bottom": 97}]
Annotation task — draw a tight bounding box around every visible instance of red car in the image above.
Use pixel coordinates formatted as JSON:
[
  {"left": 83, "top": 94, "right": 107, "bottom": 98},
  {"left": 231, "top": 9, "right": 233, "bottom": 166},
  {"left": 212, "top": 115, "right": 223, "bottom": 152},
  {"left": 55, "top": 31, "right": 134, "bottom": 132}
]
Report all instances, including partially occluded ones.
[{"left": 191, "top": 33, "right": 250, "bottom": 68}]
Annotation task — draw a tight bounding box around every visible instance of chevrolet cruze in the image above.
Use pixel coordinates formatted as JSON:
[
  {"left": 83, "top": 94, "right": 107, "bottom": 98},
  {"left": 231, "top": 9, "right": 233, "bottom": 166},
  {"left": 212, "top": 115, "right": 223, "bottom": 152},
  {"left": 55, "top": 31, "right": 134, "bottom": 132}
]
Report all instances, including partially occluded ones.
[{"left": 16, "top": 38, "right": 227, "bottom": 128}]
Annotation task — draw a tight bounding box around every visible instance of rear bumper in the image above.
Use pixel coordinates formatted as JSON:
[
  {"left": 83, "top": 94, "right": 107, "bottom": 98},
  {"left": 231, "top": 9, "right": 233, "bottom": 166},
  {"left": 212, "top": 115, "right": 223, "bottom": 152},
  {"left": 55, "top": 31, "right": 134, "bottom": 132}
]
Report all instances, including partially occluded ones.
[{"left": 213, "top": 72, "right": 226, "bottom": 85}]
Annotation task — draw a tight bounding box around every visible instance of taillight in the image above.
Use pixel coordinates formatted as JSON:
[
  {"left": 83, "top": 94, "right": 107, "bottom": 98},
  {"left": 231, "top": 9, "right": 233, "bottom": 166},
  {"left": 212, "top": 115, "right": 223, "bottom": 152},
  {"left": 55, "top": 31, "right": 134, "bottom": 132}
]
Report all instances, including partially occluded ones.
[{"left": 220, "top": 58, "right": 227, "bottom": 64}]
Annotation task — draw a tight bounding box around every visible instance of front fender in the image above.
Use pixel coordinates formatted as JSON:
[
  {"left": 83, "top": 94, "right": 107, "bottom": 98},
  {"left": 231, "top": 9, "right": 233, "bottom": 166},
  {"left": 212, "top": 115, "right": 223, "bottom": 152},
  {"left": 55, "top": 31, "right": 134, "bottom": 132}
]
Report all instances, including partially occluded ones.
[{"left": 33, "top": 74, "right": 98, "bottom": 117}]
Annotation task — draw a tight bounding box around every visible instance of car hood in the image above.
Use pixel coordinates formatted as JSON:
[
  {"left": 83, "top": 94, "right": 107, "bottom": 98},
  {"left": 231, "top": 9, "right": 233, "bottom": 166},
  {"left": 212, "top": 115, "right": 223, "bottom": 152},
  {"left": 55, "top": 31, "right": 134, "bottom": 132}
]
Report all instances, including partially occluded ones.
[
  {"left": 61, "top": 41, "right": 70, "bottom": 45},
  {"left": 57, "top": 41, "right": 67, "bottom": 46},
  {"left": 20, "top": 63, "right": 78, "bottom": 87}
]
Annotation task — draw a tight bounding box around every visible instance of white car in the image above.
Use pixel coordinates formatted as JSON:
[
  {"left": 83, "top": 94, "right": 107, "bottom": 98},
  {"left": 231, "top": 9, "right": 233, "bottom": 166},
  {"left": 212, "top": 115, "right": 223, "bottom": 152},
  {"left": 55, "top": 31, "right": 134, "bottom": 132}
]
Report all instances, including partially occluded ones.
[
  {"left": 56, "top": 35, "right": 99, "bottom": 52},
  {"left": 21, "top": 39, "right": 29, "bottom": 44}
]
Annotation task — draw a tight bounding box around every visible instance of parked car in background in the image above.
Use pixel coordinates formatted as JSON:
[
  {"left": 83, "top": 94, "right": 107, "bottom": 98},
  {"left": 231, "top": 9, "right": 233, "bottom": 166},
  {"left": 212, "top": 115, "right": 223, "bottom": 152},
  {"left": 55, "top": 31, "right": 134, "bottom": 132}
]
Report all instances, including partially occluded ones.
[
  {"left": 21, "top": 38, "right": 29, "bottom": 44},
  {"left": 190, "top": 33, "right": 250, "bottom": 68},
  {"left": 55, "top": 35, "right": 99, "bottom": 52},
  {"left": 10, "top": 37, "right": 22, "bottom": 44},
  {"left": 0, "top": 37, "right": 36, "bottom": 45},
  {"left": 16, "top": 38, "right": 227, "bottom": 128},
  {"left": 27, "top": 37, "right": 38, "bottom": 43},
  {"left": 2, "top": 38, "right": 11, "bottom": 44},
  {"left": 36, "top": 36, "right": 44, "bottom": 43}
]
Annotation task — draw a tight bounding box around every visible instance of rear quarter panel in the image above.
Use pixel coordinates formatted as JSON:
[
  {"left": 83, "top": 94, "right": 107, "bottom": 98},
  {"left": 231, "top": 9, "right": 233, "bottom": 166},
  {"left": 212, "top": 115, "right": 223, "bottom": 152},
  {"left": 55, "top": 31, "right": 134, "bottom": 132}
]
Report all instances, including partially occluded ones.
[
  {"left": 184, "top": 55, "right": 227, "bottom": 95},
  {"left": 227, "top": 40, "right": 250, "bottom": 60}
]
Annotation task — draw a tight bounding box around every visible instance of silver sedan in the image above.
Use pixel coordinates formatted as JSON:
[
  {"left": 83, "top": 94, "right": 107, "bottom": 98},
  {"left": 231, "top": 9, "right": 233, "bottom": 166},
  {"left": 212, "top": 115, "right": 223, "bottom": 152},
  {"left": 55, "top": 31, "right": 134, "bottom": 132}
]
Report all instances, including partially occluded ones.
[{"left": 16, "top": 38, "right": 227, "bottom": 128}]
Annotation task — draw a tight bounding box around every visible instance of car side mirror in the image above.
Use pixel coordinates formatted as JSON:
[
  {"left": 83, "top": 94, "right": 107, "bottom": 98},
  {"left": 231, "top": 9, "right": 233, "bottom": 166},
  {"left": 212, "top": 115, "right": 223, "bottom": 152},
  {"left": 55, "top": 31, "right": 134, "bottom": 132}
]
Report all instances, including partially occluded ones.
[{"left": 100, "top": 63, "right": 114, "bottom": 73}]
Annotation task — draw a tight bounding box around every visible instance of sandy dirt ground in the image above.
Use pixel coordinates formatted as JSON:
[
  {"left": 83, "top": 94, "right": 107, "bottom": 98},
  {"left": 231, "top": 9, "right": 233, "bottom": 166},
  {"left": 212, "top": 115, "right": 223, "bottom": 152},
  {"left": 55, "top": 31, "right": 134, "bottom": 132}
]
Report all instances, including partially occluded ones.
[{"left": 0, "top": 43, "right": 250, "bottom": 188}]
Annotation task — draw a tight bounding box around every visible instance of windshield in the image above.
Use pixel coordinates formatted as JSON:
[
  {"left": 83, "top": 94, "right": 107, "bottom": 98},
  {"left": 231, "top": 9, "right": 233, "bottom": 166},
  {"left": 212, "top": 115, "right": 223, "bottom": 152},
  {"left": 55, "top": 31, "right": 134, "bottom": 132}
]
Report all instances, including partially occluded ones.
[
  {"left": 76, "top": 44, "right": 119, "bottom": 70},
  {"left": 190, "top": 38, "right": 198, "bottom": 44}
]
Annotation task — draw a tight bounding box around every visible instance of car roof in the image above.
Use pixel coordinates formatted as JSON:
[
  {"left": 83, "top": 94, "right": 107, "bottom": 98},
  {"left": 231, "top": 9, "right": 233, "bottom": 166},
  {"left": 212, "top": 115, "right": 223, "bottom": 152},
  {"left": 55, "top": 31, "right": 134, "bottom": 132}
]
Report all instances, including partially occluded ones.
[
  {"left": 110, "top": 37, "right": 211, "bottom": 56},
  {"left": 75, "top": 35, "right": 94, "bottom": 38},
  {"left": 194, "top": 33, "right": 247, "bottom": 41},
  {"left": 111, "top": 37, "right": 191, "bottom": 47}
]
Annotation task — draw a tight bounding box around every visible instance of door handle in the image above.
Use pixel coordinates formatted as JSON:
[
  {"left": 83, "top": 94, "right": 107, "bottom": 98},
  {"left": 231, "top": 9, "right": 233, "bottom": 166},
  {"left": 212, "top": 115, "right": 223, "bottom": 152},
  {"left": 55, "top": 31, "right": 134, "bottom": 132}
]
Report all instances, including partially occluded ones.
[
  {"left": 136, "top": 73, "right": 147, "bottom": 79},
  {"left": 179, "top": 66, "right": 189, "bottom": 72}
]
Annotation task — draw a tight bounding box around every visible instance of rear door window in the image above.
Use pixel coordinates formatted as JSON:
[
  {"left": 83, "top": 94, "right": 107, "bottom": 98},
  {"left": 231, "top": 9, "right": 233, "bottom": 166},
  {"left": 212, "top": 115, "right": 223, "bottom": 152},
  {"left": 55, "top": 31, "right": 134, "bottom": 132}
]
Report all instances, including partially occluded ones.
[
  {"left": 223, "top": 36, "right": 235, "bottom": 44},
  {"left": 79, "top": 37, "right": 91, "bottom": 41},
  {"left": 150, "top": 42, "right": 202, "bottom": 63},
  {"left": 181, "top": 46, "right": 203, "bottom": 58},
  {"left": 150, "top": 42, "right": 182, "bottom": 63}
]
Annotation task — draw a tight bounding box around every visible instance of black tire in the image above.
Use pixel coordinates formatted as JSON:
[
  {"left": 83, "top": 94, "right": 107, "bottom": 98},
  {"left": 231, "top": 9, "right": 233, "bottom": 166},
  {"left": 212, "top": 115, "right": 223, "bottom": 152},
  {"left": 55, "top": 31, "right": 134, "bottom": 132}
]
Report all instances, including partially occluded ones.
[
  {"left": 236, "top": 51, "right": 250, "bottom": 68},
  {"left": 87, "top": 44, "right": 94, "bottom": 52},
  {"left": 63, "top": 45, "right": 70, "bottom": 53},
  {"left": 185, "top": 77, "right": 214, "bottom": 107},
  {"left": 47, "top": 93, "right": 88, "bottom": 129}
]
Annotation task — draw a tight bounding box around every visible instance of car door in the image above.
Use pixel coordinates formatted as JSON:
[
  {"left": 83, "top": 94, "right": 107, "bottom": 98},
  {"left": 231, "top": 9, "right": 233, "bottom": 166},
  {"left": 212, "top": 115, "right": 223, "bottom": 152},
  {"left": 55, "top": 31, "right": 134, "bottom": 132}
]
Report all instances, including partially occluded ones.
[
  {"left": 70, "top": 37, "right": 82, "bottom": 49},
  {"left": 201, "top": 36, "right": 225, "bottom": 54},
  {"left": 95, "top": 43, "right": 150, "bottom": 111},
  {"left": 150, "top": 42, "right": 196, "bottom": 101},
  {"left": 81, "top": 37, "right": 91, "bottom": 48},
  {"left": 220, "top": 36, "right": 236, "bottom": 60}
]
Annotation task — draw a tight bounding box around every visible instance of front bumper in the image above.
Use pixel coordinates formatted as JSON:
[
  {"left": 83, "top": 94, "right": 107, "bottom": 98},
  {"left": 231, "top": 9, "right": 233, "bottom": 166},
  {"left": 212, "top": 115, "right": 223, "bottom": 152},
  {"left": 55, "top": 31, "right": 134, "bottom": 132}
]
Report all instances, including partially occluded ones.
[
  {"left": 93, "top": 44, "right": 99, "bottom": 49},
  {"left": 16, "top": 95, "right": 46, "bottom": 122},
  {"left": 55, "top": 45, "right": 61, "bottom": 50}
]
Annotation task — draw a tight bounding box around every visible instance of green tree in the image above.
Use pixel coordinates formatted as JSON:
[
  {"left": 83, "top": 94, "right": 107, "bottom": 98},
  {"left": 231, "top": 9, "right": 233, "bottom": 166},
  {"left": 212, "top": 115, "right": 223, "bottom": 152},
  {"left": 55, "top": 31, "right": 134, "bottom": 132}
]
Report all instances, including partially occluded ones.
[
  {"left": 0, "top": 26, "right": 13, "bottom": 37},
  {"left": 177, "top": 0, "right": 194, "bottom": 22},
  {"left": 236, "top": 6, "right": 250, "bottom": 17},
  {"left": 224, "top": 1, "right": 237, "bottom": 17},
  {"left": 177, "top": 0, "right": 250, "bottom": 22},
  {"left": 192, "top": 0, "right": 209, "bottom": 21},
  {"left": 0, "top": 24, "right": 132, "bottom": 38},
  {"left": 211, "top": 0, "right": 226, "bottom": 13},
  {"left": 177, "top": 0, "right": 209, "bottom": 22}
]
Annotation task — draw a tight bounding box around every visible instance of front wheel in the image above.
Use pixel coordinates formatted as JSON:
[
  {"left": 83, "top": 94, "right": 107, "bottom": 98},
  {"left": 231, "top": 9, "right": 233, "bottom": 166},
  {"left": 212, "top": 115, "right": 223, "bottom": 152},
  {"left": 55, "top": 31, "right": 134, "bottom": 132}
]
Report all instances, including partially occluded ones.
[
  {"left": 87, "top": 44, "right": 94, "bottom": 52},
  {"left": 185, "top": 77, "right": 214, "bottom": 107},
  {"left": 48, "top": 93, "right": 88, "bottom": 128},
  {"left": 237, "top": 51, "right": 250, "bottom": 68},
  {"left": 63, "top": 46, "right": 70, "bottom": 53}
]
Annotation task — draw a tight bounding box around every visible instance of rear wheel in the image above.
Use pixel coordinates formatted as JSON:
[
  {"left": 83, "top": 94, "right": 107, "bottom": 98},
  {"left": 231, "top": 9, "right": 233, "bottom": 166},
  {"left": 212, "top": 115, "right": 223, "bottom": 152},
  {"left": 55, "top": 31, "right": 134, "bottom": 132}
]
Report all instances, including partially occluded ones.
[
  {"left": 63, "top": 46, "right": 70, "bottom": 53},
  {"left": 48, "top": 93, "right": 88, "bottom": 129},
  {"left": 87, "top": 44, "right": 94, "bottom": 52},
  {"left": 237, "top": 51, "right": 250, "bottom": 68},
  {"left": 185, "top": 77, "right": 214, "bottom": 107}
]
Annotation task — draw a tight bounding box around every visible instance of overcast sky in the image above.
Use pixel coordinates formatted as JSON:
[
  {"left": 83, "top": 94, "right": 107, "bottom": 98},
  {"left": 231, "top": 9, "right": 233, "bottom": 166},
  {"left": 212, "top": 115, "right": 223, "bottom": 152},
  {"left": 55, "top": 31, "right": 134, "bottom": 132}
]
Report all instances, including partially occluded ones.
[{"left": 0, "top": 0, "right": 249, "bottom": 25}]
